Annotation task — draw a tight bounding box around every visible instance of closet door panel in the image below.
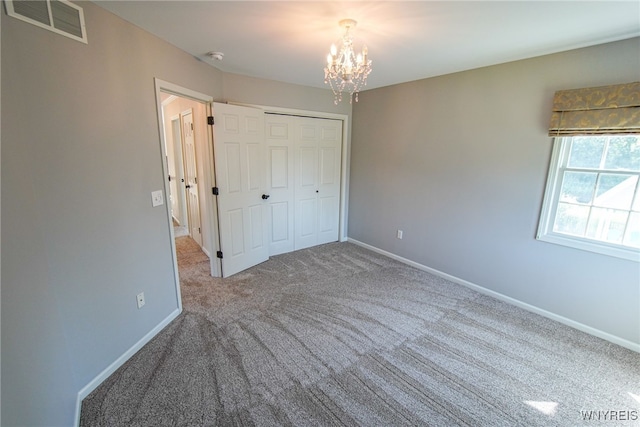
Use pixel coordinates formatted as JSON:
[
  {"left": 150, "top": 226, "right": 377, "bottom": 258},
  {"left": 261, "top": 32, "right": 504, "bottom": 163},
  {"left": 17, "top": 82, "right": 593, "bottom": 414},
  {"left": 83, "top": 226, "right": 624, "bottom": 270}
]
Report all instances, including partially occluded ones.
[
  {"left": 316, "top": 120, "right": 342, "bottom": 244},
  {"left": 265, "top": 116, "right": 295, "bottom": 255}
]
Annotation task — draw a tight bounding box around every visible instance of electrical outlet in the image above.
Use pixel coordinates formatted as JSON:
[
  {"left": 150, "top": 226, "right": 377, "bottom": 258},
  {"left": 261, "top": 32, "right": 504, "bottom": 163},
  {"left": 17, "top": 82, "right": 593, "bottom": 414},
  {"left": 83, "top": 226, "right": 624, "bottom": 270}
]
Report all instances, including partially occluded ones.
[
  {"left": 151, "top": 190, "right": 164, "bottom": 207},
  {"left": 397, "top": 229, "right": 403, "bottom": 239},
  {"left": 136, "top": 292, "right": 145, "bottom": 309}
]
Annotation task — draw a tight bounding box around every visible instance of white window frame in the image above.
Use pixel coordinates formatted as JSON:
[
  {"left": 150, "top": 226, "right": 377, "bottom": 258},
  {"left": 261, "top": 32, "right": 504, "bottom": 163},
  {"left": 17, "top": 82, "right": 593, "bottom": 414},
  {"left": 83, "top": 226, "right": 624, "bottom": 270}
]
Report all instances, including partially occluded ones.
[
  {"left": 5, "top": 0, "right": 88, "bottom": 44},
  {"left": 537, "top": 136, "right": 640, "bottom": 262}
]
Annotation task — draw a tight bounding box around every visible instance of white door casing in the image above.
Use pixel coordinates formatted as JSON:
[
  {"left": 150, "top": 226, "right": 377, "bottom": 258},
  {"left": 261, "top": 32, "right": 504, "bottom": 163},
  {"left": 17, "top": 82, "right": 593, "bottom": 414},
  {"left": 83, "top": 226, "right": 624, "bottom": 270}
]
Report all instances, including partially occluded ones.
[
  {"left": 212, "top": 103, "right": 269, "bottom": 277},
  {"left": 181, "top": 110, "right": 202, "bottom": 246}
]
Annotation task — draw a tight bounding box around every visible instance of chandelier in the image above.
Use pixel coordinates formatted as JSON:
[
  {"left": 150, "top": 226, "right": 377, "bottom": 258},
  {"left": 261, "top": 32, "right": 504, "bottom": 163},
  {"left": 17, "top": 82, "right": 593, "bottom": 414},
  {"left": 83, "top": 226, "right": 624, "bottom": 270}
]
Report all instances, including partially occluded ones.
[{"left": 324, "top": 19, "right": 372, "bottom": 104}]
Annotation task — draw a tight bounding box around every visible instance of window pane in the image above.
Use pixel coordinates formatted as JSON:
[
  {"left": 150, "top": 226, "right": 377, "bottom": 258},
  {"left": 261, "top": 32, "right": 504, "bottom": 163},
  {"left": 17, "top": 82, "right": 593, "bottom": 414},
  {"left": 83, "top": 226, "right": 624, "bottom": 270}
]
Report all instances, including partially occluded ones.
[
  {"left": 567, "top": 136, "right": 605, "bottom": 168},
  {"left": 553, "top": 202, "right": 589, "bottom": 236},
  {"left": 604, "top": 136, "right": 640, "bottom": 172},
  {"left": 538, "top": 136, "right": 640, "bottom": 260},
  {"left": 594, "top": 174, "right": 636, "bottom": 210},
  {"left": 624, "top": 212, "right": 640, "bottom": 248},
  {"left": 560, "top": 171, "right": 597, "bottom": 204},
  {"left": 586, "top": 207, "right": 628, "bottom": 244}
]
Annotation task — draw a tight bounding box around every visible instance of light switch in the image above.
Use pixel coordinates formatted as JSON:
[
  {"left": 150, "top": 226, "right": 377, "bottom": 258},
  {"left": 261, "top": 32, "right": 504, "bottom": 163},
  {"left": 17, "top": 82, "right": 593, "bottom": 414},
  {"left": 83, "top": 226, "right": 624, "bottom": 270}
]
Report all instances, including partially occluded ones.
[{"left": 151, "top": 190, "right": 164, "bottom": 207}]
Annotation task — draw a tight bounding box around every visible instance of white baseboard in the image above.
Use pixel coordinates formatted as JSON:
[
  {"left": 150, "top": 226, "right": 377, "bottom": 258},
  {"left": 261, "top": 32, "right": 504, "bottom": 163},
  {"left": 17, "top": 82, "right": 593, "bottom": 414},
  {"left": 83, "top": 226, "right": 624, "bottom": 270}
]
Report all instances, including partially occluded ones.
[
  {"left": 347, "top": 238, "right": 640, "bottom": 353},
  {"left": 74, "top": 308, "right": 182, "bottom": 426}
]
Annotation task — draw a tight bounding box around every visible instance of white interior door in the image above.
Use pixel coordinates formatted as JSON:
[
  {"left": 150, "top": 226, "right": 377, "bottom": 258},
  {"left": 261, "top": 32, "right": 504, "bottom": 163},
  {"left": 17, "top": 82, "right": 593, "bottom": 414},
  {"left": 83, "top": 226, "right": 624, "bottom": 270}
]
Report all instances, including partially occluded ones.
[
  {"left": 265, "top": 114, "right": 295, "bottom": 255},
  {"left": 167, "top": 118, "right": 180, "bottom": 222},
  {"left": 212, "top": 103, "right": 268, "bottom": 277},
  {"left": 182, "top": 110, "right": 202, "bottom": 246},
  {"left": 169, "top": 116, "right": 188, "bottom": 227}
]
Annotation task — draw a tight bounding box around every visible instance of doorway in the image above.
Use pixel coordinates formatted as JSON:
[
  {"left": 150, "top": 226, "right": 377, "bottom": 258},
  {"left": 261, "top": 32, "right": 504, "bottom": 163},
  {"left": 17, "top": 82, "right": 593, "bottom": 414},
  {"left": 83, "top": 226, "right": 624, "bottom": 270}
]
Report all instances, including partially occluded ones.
[
  {"left": 161, "top": 98, "right": 205, "bottom": 247},
  {"left": 154, "top": 79, "right": 221, "bottom": 314},
  {"left": 154, "top": 80, "right": 350, "bottom": 306}
]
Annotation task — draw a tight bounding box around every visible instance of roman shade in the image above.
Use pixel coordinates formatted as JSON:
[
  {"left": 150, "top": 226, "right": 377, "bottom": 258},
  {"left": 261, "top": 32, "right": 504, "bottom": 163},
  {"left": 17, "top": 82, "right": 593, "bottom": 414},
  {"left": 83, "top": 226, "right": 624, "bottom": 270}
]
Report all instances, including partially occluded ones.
[{"left": 548, "top": 81, "right": 640, "bottom": 136}]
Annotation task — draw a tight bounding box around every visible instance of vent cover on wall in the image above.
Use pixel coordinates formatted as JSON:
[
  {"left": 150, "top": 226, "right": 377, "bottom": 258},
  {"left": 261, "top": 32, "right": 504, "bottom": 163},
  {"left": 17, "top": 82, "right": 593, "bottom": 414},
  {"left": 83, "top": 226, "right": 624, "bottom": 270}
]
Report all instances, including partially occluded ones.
[{"left": 5, "top": 0, "right": 87, "bottom": 43}]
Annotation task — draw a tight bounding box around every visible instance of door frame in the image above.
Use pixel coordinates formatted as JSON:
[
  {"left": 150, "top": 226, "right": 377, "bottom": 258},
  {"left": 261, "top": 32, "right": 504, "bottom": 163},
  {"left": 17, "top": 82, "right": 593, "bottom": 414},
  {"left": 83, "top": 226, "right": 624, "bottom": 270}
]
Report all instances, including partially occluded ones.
[
  {"left": 154, "top": 79, "right": 222, "bottom": 304},
  {"left": 235, "top": 103, "right": 350, "bottom": 243}
]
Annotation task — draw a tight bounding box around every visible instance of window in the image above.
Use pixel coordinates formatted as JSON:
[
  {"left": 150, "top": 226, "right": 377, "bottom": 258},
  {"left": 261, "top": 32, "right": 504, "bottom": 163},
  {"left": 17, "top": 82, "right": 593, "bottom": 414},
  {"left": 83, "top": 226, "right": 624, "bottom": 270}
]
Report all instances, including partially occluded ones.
[{"left": 537, "top": 135, "right": 640, "bottom": 261}]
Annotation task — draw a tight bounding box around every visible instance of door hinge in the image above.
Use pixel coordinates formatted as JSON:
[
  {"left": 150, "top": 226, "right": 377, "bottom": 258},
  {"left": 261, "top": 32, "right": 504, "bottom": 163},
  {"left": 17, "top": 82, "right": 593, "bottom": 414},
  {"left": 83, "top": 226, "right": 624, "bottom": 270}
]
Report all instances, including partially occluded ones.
[
  {"left": 216, "top": 251, "right": 223, "bottom": 259},
  {"left": 207, "top": 116, "right": 214, "bottom": 125},
  {"left": 212, "top": 187, "right": 219, "bottom": 195},
  {"left": 198, "top": 227, "right": 201, "bottom": 233},
  {"left": 194, "top": 177, "right": 198, "bottom": 184}
]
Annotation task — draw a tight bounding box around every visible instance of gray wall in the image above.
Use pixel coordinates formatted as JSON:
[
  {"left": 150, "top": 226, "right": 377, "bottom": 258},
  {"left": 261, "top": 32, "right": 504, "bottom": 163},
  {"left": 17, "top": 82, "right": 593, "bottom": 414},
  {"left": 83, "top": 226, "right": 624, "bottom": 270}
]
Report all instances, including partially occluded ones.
[
  {"left": 349, "top": 37, "right": 640, "bottom": 346},
  {"left": 1, "top": 2, "right": 346, "bottom": 426},
  {"left": 223, "top": 73, "right": 351, "bottom": 116}
]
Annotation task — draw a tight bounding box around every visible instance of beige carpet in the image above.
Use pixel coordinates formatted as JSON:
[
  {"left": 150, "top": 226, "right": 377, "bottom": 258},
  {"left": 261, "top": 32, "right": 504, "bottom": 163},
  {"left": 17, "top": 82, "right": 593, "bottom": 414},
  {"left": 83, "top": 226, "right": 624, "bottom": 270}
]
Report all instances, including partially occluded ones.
[{"left": 80, "top": 237, "right": 640, "bottom": 426}]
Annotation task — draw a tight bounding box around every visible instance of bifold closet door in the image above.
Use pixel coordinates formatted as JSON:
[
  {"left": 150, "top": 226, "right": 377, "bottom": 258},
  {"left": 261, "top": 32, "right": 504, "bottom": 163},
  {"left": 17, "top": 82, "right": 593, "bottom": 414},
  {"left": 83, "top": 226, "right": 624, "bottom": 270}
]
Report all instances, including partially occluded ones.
[
  {"left": 294, "top": 117, "right": 342, "bottom": 250},
  {"left": 212, "top": 103, "right": 269, "bottom": 277},
  {"left": 265, "top": 114, "right": 342, "bottom": 254},
  {"left": 265, "top": 115, "right": 295, "bottom": 256}
]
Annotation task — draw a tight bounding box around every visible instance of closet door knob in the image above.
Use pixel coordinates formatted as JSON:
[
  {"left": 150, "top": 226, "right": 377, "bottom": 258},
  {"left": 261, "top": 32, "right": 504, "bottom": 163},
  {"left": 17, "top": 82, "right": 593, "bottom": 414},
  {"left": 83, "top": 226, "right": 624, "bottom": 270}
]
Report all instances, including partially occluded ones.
[{"left": 262, "top": 194, "right": 270, "bottom": 200}]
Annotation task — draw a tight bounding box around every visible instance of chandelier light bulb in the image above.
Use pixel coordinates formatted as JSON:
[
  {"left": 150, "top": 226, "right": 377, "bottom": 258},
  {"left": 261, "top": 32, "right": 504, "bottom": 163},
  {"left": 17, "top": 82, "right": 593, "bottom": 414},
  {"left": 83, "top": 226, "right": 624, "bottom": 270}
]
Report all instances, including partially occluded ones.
[{"left": 324, "top": 19, "right": 372, "bottom": 104}]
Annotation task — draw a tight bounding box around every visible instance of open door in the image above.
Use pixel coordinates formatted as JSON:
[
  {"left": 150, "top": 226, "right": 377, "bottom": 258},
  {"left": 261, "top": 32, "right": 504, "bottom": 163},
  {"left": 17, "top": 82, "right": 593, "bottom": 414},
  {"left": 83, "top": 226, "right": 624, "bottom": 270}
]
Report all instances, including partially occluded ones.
[
  {"left": 181, "top": 109, "right": 203, "bottom": 246},
  {"left": 212, "top": 103, "right": 269, "bottom": 277}
]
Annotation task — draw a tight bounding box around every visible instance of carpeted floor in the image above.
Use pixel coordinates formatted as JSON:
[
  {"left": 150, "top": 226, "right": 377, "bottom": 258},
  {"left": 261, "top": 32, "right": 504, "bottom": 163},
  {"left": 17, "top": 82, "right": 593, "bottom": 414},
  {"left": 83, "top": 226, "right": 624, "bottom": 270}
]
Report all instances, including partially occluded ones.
[{"left": 81, "top": 237, "right": 640, "bottom": 426}]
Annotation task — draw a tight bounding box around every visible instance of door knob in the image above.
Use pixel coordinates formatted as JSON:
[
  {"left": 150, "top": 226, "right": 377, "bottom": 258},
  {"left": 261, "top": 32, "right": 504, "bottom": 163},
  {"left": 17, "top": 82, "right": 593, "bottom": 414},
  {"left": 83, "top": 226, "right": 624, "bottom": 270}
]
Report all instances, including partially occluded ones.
[
  {"left": 262, "top": 194, "right": 270, "bottom": 200},
  {"left": 185, "top": 184, "right": 191, "bottom": 189}
]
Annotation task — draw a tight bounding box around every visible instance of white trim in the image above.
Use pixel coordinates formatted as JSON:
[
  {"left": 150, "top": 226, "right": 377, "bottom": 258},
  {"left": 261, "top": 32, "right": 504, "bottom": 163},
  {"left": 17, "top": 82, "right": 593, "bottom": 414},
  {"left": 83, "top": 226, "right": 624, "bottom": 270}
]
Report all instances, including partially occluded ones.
[
  {"left": 232, "top": 102, "right": 350, "bottom": 242},
  {"left": 162, "top": 94, "right": 178, "bottom": 106},
  {"left": 348, "top": 238, "right": 640, "bottom": 353},
  {"left": 154, "top": 79, "right": 185, "bottom": 310},
  {"left": 74, "top": 308, "right": 181, "bottom": 426}
]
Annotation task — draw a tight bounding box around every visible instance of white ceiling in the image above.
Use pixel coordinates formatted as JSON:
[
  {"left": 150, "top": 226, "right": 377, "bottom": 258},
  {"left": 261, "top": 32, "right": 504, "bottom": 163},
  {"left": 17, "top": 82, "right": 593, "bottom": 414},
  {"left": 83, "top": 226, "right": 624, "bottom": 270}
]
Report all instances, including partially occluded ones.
[{"left": 95, "top": 1, "right": 640, "bottom": 91}]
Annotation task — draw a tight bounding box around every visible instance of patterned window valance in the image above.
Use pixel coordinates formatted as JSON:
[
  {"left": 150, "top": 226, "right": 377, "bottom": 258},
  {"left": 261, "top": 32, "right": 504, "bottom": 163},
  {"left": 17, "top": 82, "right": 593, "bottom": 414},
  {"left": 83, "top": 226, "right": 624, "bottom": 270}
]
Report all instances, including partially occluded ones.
[{"left": 548, "top": 81, "right": 640, "bottom": 136}]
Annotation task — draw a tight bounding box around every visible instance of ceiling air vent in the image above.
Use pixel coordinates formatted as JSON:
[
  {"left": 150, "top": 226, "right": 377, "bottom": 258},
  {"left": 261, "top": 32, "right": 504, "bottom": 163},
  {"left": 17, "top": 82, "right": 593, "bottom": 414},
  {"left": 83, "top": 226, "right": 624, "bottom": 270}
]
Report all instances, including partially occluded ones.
[{"left": 5, "top": 0, "right": 87, "bottom": 44}]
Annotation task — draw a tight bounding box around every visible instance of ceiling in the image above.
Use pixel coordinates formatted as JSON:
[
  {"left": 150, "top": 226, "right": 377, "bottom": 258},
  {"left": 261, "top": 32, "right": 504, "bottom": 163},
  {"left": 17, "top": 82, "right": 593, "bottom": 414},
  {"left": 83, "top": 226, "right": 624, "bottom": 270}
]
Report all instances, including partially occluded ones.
[{"left": 95, "top": 1, "right": 640, "bottom": 91}]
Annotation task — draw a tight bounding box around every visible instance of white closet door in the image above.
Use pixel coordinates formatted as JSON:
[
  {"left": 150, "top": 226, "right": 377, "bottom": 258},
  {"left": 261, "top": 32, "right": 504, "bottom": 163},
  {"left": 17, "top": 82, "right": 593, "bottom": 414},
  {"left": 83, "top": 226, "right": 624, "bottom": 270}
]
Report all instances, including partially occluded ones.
[
  {"left": 294, "top": 117, "right": 342, "bottom": 250},
  {"left": 265, "top": 114, "right": 295, "bottom": 256},
  {"left": 316, "top": 119, "right": 342, "bottom": 245},
  {"left": 212, "top": 103, "right": 268, "bottom": 277},
  {"left": 294, "top": 117, "right": 320, "bottom": 250}
]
